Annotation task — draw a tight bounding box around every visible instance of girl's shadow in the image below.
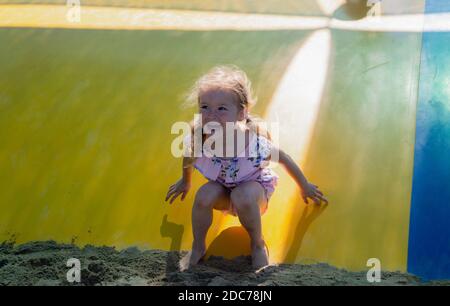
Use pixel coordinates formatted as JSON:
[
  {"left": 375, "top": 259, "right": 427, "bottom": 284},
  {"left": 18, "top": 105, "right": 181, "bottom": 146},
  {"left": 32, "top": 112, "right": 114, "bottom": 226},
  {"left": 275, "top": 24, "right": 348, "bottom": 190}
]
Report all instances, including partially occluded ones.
[
  {"left": 160, "top": 214, "right": 184, "bottom": 275},
  {"left": 283, "top": 202, "right": 328, "bottom": 263}
]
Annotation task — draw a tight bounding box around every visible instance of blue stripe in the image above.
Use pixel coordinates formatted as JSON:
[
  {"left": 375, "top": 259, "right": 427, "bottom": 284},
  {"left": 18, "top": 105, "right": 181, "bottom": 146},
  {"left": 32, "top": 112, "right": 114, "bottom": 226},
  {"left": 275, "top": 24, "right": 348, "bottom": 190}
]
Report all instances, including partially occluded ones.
[
  {"left": 407, "top": 0, "right": 450, "bottom": 280},
  {"left": 424, "top": 0, "right": 450, "bottom": 13}
]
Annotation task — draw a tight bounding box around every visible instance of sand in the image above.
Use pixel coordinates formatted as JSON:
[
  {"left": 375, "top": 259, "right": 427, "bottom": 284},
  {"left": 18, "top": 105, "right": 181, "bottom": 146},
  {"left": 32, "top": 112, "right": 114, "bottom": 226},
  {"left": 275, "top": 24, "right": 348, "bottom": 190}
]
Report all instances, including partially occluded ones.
[{"left": 0, "top": 241, "right": 448, "bottom": 286}]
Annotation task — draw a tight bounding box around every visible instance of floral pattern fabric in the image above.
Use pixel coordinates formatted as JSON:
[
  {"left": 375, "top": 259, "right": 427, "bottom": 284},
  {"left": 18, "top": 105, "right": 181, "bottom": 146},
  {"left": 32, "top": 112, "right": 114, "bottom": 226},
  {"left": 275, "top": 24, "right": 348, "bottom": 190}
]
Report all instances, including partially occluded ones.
[{"left": 183, "top": 134, "right": 279, "bottom": 215}]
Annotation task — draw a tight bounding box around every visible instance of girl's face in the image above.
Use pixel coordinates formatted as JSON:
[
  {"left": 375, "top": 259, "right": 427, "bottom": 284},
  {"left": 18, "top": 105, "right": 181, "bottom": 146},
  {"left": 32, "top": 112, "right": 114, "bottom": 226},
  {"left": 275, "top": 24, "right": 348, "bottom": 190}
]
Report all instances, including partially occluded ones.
[{"left": 198, "top": 89, "right": 246, "bottom": 128}]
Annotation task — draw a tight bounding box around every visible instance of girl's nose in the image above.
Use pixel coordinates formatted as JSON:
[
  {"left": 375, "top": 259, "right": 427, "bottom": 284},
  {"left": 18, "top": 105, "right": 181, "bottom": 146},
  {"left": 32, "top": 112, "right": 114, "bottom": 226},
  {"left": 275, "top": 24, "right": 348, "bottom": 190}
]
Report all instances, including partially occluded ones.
[
  {"left": 207, "top": 111, "right": 220, "bottom": 121},
  {"left": 203, "top": 115, "right": 218, "bottom": 125}
]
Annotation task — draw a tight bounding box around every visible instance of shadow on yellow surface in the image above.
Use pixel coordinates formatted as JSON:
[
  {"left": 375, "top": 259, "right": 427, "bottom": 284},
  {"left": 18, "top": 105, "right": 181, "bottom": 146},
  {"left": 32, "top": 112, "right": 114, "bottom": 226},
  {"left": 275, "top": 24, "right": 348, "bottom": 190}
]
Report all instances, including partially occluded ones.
[
  {"left": 205, "top": 226, "right": 252, "bottom": 260},
  {"left": 160, "top": 214, "right": 184, "bottom": 274},
  {"left": 283, "top": 199, "right": 328, "bottom": 263}
]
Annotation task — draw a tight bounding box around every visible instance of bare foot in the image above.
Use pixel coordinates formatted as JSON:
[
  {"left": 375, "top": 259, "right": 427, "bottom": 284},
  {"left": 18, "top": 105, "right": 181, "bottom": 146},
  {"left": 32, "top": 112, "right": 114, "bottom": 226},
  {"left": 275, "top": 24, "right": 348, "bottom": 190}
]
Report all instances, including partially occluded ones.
[
  {"left": 251, "top": 244, "right": 269, "bottom": 270},
  {"left": 255, "top": 263, "right": 277, "bottom": 274},
  {"left": 179, "top": 248, "right": 206, "bottom": 272}
]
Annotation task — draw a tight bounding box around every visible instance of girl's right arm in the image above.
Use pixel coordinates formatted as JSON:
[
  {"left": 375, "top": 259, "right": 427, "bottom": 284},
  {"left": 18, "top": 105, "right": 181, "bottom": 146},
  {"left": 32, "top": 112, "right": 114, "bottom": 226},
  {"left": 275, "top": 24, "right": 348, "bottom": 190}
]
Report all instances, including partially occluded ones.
[
  {"left": 165, "top": 157, "right": 195, "bottom": 204},
  {"left": 182, "top": 156, "right": 194, "bottom": 184}
]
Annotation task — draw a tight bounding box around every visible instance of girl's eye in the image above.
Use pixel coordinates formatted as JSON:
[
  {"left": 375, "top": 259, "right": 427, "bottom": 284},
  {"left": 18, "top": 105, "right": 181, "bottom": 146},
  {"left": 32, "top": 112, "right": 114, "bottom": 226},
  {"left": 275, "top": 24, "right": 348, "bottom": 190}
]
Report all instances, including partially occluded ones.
[
  {"left": 218, "top": 107, "right": 227, "bottom": 111},
  {"left": 200, "top": 105, "right": 208, "bottom": 110}
]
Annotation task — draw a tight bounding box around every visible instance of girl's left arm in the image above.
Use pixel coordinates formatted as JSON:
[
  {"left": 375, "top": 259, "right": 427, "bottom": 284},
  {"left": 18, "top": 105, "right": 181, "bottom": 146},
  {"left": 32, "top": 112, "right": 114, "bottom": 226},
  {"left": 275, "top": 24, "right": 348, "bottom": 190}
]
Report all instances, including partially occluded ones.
[{"left": 274, "top": 148, "right": 328, "bottom": 205}]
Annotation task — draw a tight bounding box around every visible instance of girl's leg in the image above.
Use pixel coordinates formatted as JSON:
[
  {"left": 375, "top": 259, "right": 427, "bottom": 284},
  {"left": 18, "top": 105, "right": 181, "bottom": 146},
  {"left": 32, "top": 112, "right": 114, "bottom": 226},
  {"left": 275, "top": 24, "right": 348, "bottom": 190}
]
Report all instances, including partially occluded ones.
[
  {"left": 230, "top": 181, "right": 268, "bottom": 269},
  {"left": 180, "top": 181, "right": 230, "bottom": 270}
]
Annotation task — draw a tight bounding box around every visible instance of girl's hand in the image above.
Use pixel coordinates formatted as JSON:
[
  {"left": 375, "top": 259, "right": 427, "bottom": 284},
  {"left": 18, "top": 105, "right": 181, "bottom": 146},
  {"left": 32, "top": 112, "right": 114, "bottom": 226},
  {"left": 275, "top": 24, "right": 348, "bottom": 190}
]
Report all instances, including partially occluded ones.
[
  {"left": 165, "top": 178, "right": 191, "bottom": 204},
  {"left": 301, "top": 182, "right": 328, "bottom": 205}
]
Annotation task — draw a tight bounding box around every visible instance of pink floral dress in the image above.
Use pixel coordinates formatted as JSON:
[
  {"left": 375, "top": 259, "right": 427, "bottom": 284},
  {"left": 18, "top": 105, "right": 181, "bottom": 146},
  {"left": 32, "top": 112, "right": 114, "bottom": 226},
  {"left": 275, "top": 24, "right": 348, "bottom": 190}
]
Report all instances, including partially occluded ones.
[{"left": 184, "top": 133, "right": 279, "bottom": 216}]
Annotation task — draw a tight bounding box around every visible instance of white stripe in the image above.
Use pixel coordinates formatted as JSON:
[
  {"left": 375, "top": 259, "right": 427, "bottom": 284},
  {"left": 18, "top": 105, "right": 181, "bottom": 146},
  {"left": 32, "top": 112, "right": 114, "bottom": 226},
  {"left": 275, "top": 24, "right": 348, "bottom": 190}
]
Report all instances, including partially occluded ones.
[
  {"left": 265, "top": 29, "right": 331, "bottom": 164},
  {"left": 1, "top": 4, "right": 449, "bottom": 32},
  {"left": 0, "top": 4, "right": 327, "bottom": 31}
]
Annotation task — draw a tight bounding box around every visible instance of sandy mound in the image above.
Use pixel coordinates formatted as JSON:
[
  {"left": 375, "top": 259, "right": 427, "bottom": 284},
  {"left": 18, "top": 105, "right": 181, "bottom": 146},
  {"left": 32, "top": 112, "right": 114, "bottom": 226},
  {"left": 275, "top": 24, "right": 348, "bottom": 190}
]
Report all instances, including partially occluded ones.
[{"left": 0, "top": 241, "right": 448, "bottom": 286}]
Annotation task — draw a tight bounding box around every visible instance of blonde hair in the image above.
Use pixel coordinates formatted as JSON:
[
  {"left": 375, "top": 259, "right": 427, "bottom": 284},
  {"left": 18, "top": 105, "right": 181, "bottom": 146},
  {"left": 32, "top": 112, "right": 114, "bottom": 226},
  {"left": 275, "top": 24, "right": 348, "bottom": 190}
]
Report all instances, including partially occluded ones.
[
  {"left": 184, "top": 64, "right": 257, "bottom": 110},
  {"left": 182, "top": 65, "right": 270, "bottom": 164}
]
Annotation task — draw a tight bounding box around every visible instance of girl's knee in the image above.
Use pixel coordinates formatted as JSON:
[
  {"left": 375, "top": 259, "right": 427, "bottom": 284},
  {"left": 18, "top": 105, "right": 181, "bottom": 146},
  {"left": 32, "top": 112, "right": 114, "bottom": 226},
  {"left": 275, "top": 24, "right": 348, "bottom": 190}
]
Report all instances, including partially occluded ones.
[
  {"left": 230, "top": 190, "right": 250, "bottom": 210},
  {"left": 194, "top": 182, "right": 227, "bottom": 210},
  {"left": 230, "top": 183, "right": 264, "bottom": 212}
]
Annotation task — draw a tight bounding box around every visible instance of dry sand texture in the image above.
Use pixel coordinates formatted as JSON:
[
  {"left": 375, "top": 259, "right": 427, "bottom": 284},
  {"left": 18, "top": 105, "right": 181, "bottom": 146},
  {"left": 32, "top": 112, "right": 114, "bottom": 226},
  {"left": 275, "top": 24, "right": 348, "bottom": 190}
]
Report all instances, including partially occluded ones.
[{"left": 1, "top": 241, "right": 449, "bottom": 286}]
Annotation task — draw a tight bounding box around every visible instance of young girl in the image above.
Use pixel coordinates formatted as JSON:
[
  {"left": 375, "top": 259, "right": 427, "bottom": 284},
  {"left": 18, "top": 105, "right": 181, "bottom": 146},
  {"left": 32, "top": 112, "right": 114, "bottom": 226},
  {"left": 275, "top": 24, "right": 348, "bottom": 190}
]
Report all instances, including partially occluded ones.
[{"left": 165, "top": 65, "right": 328, "bottom": 270}]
